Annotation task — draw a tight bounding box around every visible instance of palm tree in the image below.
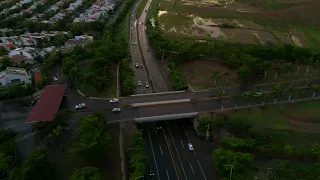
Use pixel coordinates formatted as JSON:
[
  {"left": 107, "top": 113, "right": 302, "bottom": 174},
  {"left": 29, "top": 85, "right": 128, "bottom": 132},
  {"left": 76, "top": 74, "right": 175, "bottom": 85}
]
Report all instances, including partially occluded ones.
[
  {"left": 273, "top": 65, "right": 282, "bottom": 80},
  {"left": 314, "top": 60, "right": 320, "bottom": 74},
  {"left": 211, "top": 70, "right": 221, "bottom": 86},
  {"left": 231, "top": 92, "right": 242, "bottom": 111},
  {"left": 243, "top": 91, "right": 254, "bottom": 109},
  {"left": 283, "top": 63, "right": 294, "bottom": 77},
  {"left": 263, "top": 61, "right": 272, "bottom": 78},
  {"left": 272, "top": 83, "right": 283, "bottom": 105},
  {"left": 286, "top": 85, "right": 296, "bottom": 101},
  {"left": 256, "top": 91, "right": 267, "bottom": 108},
  {"left": 295, "top": 58, "right": 304, "bottom": 75},
  {"left": 223, "top": 71, "right": 231, "bottom": 88},
  {"left": 310, "top": 84, "right": 319, "bottom": 98},
  {"left": 296, "top": 90, "right": 305, "bottom": 101},
  {"left": 305, "top": 57, "right": 314, "bottom": 76}
]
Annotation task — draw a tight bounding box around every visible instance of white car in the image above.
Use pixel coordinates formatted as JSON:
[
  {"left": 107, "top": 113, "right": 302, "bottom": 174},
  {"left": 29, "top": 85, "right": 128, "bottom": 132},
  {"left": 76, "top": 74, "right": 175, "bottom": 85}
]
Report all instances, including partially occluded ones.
[
  {"left": 75, "top": 103, "right": 86, "bottom": 109},
  {"left": 112, "top": 108, "right": 121, "bottom": 112},
  {"left": 138, "top": 81, "right": 142, "bottom": 86},
  {"left": 135, "top": 63, "right": 139, "bottom": 68},
  {"left": 53, "top": 77, "right": 58, "bottom": 81},
  {"left": 145, "top": 82, "right": 149, "bottom": 88},
  {"left": 110, "top": 98, "right": 119, "bottom": 103},
  {"left": 188, "top": 143, "right": 194, "bottom": 151},
  {"left": 253, "top": 92, "right": 262, "bottom": 97}
]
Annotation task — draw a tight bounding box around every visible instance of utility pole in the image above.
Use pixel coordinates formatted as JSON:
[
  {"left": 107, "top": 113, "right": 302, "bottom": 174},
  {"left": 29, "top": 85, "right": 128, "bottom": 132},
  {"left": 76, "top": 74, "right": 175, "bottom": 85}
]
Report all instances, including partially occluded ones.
[
  {"left": 225, "top": 164, "right": 233, "bottom": 180},
  {"left": 205, "top": 124, "right": 210, "bottom": 141}
]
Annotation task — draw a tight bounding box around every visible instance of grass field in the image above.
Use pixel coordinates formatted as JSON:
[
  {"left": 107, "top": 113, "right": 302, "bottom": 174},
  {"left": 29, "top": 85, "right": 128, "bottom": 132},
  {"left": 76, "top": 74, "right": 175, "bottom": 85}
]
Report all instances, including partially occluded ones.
[
  {"left": 179, "top": 59, "right": 320, "bottom": 91},
  {"left": 225, "top": 101, "right": 320, "bottom": 148},
  {"left": 152, "top": 0, "right": 320, "bottom": 49}
]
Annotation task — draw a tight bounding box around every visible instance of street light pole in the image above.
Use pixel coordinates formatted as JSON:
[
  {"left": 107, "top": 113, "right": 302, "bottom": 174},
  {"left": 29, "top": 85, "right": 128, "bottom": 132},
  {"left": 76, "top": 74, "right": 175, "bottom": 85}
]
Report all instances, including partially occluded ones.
[
  {"left": 225, "top": 164, "right": 233, "bottom": 180},
  {"left": 135, "top": 176, "right": 144, "bottom": 180}
]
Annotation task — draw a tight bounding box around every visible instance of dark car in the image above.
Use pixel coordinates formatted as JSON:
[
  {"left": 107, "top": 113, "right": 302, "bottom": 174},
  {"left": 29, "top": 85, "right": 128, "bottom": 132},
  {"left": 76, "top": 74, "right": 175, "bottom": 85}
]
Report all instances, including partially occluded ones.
[
  {"left": 148, "top": 166, "right": 155, "bottom": 177},
  {"left": 31, "top": 99, "right": 38, "bottom": 105},
  {"left": 156, "top": 123, "right": 162, "bottom": 133}
]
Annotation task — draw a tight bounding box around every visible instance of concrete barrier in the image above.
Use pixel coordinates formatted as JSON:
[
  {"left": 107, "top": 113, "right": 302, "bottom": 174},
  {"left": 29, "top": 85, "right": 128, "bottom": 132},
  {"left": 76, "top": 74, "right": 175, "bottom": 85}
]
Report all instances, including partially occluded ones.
[
  {"left": 131, "top": 98, "right": 190, "bottom": 107},
  {"left": 130, "top": 90, "right": 186, "bottom": 97}
]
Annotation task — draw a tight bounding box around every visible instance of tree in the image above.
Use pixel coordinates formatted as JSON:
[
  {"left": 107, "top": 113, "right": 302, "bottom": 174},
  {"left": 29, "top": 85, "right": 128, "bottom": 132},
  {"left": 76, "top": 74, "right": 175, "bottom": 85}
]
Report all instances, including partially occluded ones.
[
  {"left": 272, "top": 83, "right": 283, "bottom": 105},
  {"left": 305, "top": 57, "right": 313, "bottom": 76},
  {"left": 314, "top": 60, "right": 320, "bottom": 74},
  {"left": 69, "top": 112, "right": 111, "bottom": 158},
  {"left": 0, "top": 152, "right": 12, "bottom": 175},
  {"left": 197, "top": 116, "right": 212, "bottom": 134},
  {"left": 273, "top": 64, "right": 282, "bottom": 79},
  {"left": 283, "top": 145, "right": 294, "bottom": 155},
  {"left": 1, "top": 57, "right": 12, "bottom": 70},
  {"left": 211, "top": 70, "right": 221, "bottom": 86},
  {"left": 237, "top": 66, "right": 250, "bottom": 83},
  {"left": 243, "top": 91, "right": 254, "bottom": 108},
  {"left": 70, "top": 167, "right": 104, "bottom": 180},
  {"left": 310, "top": 84, "right": 319, "bottom": 98},
  {"left": 212, "top": 148, "right": 254, "bottom": 179},
  {"left": 0, "top": 46, "right": 8, "bottom": 56},
  {"left": 231, "top": 92, "right": 242, "bottom": 111},
  {"left": 21, "top": 147, "right": 54, "bottom": 180},
  {"left": 286, "top": 86, "right": 296, "bottom": 101},
  {"left": 223, "top": 71, "right": 231, "bottom": 87},
  {"left": 263, "top": 61, "right": 272, "bottom": 78},
  {"left": 283, "top": 63, "right": 294, "bottom": 77},
  {"left": 130, "top": 131, "right": 147, "bottom": 180}
]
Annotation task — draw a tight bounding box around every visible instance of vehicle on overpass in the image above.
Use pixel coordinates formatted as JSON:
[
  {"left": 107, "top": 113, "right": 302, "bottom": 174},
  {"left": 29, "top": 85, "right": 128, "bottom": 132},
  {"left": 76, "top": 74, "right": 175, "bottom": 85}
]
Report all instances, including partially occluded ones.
[
  {"left": 112, "top": 108, "right": 121, "bottom": 112},
  {"left": 75, "top": 103, "right": 86, "bottom": 109},
  {"left": 109, "top": 98, "right": 119, "bottom": 103}
]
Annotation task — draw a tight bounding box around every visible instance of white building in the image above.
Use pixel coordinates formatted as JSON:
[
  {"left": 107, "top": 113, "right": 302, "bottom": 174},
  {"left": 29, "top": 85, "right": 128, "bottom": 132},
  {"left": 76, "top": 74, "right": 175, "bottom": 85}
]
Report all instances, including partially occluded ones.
[
  {"left": 0, "top": 67, "right": 31, "bottom": 86},
  {"left": 8, "top": 47, "right": 40, "bottom": 60}
]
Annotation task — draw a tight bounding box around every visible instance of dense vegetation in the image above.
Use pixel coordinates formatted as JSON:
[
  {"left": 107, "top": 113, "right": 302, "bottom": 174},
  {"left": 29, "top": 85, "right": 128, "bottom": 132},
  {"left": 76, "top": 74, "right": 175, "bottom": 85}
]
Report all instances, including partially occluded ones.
[
  {"left": 0, "top": 129, "right": 17, "bottom": 179},
  {"left": 70, "top": 167, "right": 104, "bottom": 180},
  {"left": 129, "top": 131, "right": 147, "bottom": 180}
]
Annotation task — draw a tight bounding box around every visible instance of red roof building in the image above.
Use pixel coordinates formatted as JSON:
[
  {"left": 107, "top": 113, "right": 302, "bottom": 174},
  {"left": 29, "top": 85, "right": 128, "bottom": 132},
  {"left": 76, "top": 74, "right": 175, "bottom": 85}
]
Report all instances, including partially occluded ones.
[
  {"left": 34, "top": 72, "right": 42, "bottom": 85},
  {"left": 26, "top": 84, "right": 67, "bottom": 123}
]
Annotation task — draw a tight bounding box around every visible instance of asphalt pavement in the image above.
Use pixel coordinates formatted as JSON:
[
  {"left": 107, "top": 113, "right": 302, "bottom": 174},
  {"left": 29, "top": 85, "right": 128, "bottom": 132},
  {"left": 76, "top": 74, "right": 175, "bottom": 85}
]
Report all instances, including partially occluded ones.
[
  {"left": 137, "top": 0, "right": 168, "bottom": 92},
  {"left": 130, "top": 1, "right": 153, "bottom": 94},
  {"left": 140, "top": 121, "right": 214, "bottom": 180}
]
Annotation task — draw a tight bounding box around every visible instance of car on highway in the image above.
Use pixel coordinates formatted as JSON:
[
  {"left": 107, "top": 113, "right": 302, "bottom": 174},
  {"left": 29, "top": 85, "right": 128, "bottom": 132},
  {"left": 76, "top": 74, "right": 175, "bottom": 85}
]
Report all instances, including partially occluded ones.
[
  {"left": 112, "top": 108, "right": 121, "bottom": 112},
  {"left": 138, "top": 81, "right": 142, "bottom": 86},
  {"left": 31, "top": 99, "right": 38, "bottom": 105},
  {"left": 148, "top": 166, "right": 155, "bottom": 177},
  {"left": 145, "top": 82, "right": 149, "bottom": 88},
  {"left": 188, "top": 143, "right": 194, "bottom": 151},
  {"left": 75, "top": 103, "right": 86, "bottom": 109},
  {"left": 156, "top": 123, "right": 162, "bottom": 133},
  {"left": 109, "top": 98, "right": 119, "bottom": 103},
  {"left": 53, "top": 77, "right": 58, "bottom": 82},
  {"left": 135, "top": 63, "right": 139, "bottom": 68},
  {"left": 140, "top": 64, "right": 143, "bottom": 68}
]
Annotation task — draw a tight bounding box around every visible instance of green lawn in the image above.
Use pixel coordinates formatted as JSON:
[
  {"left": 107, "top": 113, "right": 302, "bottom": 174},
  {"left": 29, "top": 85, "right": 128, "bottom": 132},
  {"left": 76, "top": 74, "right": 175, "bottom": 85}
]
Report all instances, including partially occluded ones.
[
  {"left": 136, "top": 0, "right": 148, "bottom": 19},
  {"left": 226, "top": 101, "right": 320, "bottom": 148}
]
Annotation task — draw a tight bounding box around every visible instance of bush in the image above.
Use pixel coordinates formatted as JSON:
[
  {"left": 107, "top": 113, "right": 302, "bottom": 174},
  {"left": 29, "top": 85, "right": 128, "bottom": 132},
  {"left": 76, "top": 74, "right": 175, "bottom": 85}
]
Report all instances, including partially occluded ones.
[{"left": 129, "top": 131, "right": 147, "bottom": 180}]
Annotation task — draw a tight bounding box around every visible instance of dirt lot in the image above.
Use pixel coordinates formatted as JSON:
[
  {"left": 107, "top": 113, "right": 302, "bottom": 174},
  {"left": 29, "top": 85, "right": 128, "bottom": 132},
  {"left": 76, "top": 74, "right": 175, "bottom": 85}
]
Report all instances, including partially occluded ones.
[
  {"left": 179, "top": 60, "right": 239, "bottom": 90},
  {"left": 224, "top": 101, "right": 320, "bottom": 148},
  {"left": 155, "top": 0, "right": 320, "bottom": 48}
]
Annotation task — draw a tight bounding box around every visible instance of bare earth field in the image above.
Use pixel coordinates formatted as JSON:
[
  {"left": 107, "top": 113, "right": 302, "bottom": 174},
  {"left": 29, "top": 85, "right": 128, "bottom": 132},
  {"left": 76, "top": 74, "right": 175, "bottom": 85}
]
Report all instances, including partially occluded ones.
[{"left": 155, "top": 0, "right": 320, "bottom": 48}]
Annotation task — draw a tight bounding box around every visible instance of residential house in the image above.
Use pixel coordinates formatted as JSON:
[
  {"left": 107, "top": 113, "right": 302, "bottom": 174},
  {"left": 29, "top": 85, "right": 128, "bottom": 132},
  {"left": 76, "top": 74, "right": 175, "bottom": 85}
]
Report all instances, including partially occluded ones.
[
  {"left": 10, "top": 54, "right": 35, "bottom": 65},
  {"left": 0, "top": 67, "right": 31, "bottom": 86},
  {"left": 65, "top": 35, "right": 93, "bottom": 49},
  {"left": 8, "top": 47, "right": 40, "bottom": 60}
]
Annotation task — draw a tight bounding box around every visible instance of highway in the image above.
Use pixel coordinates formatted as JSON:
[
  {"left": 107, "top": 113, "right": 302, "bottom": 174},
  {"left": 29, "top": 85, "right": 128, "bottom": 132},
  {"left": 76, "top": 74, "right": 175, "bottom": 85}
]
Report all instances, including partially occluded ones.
[
  {"left": 130, "top": 1, "right": 153, "bottom": 94},
  {"left": 137, "top": 0, "right": 168, "bottom": 92},
  {"left": 141, "top": 121, "right": 215, "bottom": 180}
]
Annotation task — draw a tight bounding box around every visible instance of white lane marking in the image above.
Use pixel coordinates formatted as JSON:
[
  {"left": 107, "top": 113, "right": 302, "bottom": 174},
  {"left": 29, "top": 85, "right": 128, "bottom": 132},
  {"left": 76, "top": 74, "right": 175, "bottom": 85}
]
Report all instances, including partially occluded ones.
[
  {"left": 180, "top": 140, "right": 184, "bottom": 148},
  {"left": 159, "top": 145, "right": 163, "bottom": 155},
  {"left": 189, "top": 162, "right": 195, "bottom": 174},
  {"left": 197, "top": 160, "right": 207, "bottom": 180},
  {"left": 193, "top": 151, "right": 197, "bottom": 157},
  {"left": 184, "top": 131, "right": 188, "bottom": 136},
  {"left": 166, "top": 169, "right": 170, "bottom": 180},
  {"left": 148, "top": 130, "right": 161, "bottom": 180}
]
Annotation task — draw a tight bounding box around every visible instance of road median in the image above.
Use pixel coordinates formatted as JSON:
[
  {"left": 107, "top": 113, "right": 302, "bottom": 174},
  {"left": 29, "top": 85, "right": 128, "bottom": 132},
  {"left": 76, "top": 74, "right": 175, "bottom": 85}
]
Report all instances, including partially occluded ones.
[{"left": 131, "top": 98, "right": 190, "bottom": 107}]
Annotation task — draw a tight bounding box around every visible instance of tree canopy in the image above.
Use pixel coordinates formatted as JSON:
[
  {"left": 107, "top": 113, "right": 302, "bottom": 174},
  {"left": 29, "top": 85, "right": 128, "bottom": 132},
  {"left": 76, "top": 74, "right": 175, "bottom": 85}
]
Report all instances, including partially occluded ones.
[
  {"left": 70, "top": 167, "right": 104, "bottom": 180},
  {"left": 69, "top": 112, "right": 111, "bottom": 158}
]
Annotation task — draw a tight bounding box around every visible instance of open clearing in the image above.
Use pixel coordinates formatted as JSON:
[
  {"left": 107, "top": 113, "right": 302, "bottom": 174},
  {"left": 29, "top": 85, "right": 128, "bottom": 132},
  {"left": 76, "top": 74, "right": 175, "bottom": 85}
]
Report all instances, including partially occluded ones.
[
  {"left": 179, "top": 60, "right": 239, "bottom": 90},
  {"left": 224, "top": 101, "right": 320, "bottom": 148},
  {"left": 155, "top": 0, "right": 320, "bottom": 48}
]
